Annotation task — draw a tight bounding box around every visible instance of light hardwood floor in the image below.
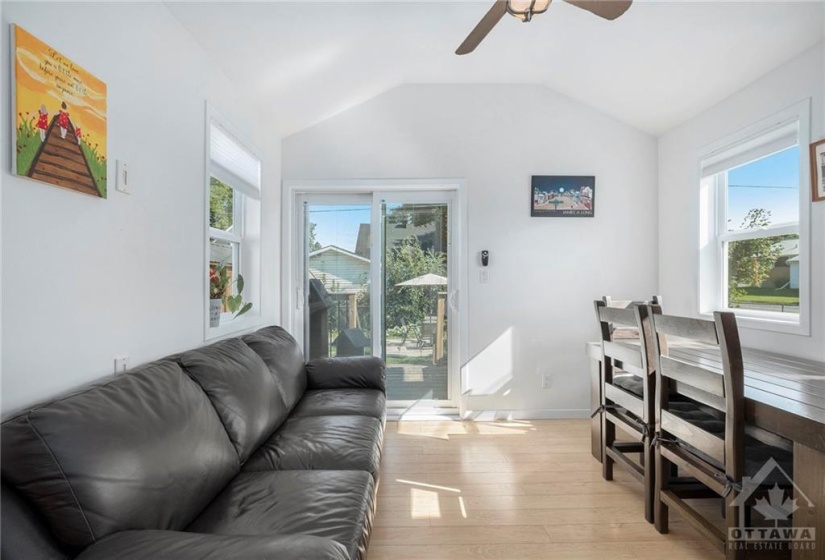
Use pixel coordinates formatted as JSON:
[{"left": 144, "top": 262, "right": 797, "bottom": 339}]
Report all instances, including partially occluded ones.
[{"left": 369, "top": 419, "right": 723, "bottom": 560}]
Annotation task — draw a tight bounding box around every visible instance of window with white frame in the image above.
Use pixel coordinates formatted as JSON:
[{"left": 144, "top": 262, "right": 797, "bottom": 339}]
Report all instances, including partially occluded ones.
[
  {"left": 699, "top": 104, "right": 810, "bottom": 334},
  {"left": 206, "top": 112, "right": 262, "bottom": 335}
]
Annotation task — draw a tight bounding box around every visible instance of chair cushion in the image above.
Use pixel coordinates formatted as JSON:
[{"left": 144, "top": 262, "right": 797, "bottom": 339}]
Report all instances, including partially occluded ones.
[
  {"left": 613, "top": 374, "right": 643, "bottom": 396},
  {"left": 186, "top": 471, "right": 375, "bottom": 560},
  {"left": 682, "top": 437, "right": 794, "bottom": 486},
  {"left": 664, "top": 408, "right": 793, "bottom": 486},
  {"left": 0, "top": 361, "right": 239, "bottom": 549},
  {"left": 291, "top": 389, "right": 386, "bottom": 423},
  {"left": 243, "top": 326, "right": 307, "bottom": 412},
  {"left": 243, "top": 416, "right": 383, "bottom": 478},
  {"left": 178, "top": 338, "right": 287, "bottom": 463},
  {"left": 668, "top": 404, "right": 726, "bottom": 434},
  {"left": 745, "top": 439, "right": 794, "bottom": 485}
]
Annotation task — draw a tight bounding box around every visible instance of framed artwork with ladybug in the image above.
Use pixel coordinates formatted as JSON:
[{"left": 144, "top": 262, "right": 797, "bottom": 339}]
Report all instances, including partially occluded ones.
[{"left": 12, "top": 25, "right": 108, "bottom": 198}]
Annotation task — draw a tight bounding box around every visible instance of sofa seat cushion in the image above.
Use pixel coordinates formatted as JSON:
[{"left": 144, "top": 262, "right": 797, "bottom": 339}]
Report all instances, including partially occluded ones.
[
  {"left": 178, "top": 339, "right": 288, "bottom": 463},
  {"left": 291, "top": 389, "right": 386, "bottom": 422},
  {"left": 243, "top": 416, "right": 382, "bottom": 478},
  {"left": 77, "top": 531, "right": 350, "bottom": 560},
  {"left": 186, "top": 471, "right": 374, "bottom": 560}
]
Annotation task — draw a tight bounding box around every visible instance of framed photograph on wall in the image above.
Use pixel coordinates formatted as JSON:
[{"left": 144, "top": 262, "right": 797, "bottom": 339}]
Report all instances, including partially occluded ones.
[
  {"left": 12, "top": 25, "right": 108, "bottom": 198},
  {"left": 531, "top": 175, "right": 595, "bottom": 217},
  {"left": 811, "top": 139, "right": 825, "bottom": 202}
]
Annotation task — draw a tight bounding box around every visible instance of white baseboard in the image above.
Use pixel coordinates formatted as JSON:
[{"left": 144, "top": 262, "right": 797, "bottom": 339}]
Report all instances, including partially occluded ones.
[
  {"left": 386, "top": 407, "right": 460, "bottom": 421},
  {"left": 384, "top": 408, "right": 591, "bottom": 421},
  {"left": 460, "top": 409, "right": 591, "bottom": 421}
]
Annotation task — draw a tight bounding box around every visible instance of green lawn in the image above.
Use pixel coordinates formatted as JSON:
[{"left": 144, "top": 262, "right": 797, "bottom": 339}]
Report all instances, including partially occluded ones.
[{"left": 734, "top": 287, "right": 799, "bottom": 305}]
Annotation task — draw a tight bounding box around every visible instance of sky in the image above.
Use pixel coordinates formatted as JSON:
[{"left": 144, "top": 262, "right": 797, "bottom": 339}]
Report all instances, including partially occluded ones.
[
  {"left": 309, "top": 204, "right": 371, "bottom": 253},
  {"left": 727, "top": 145, "right": 799, "bottom": 229}
]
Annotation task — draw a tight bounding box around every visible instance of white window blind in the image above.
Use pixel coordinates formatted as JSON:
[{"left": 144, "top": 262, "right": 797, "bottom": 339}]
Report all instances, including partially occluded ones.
[
  {"left": 209, "top": 122, "right": 261, "bottom": 200},
  {"left": 700, "top": 120, "right": 798, "bottom": 178}
]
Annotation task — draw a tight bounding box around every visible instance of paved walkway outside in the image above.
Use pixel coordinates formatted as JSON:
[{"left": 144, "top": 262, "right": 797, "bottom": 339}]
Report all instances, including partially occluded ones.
[{"left": 386, "top": 337, "right": 448, "bottom": 401}]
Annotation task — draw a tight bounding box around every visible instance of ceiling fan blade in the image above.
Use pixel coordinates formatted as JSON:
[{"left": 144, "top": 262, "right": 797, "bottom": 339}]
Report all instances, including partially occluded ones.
[
  {"left": 564, "top": 0, "right": 632, "bottom": 20},
  {"left": 456, "top": 1, "right": 508, "bottom": 55}
]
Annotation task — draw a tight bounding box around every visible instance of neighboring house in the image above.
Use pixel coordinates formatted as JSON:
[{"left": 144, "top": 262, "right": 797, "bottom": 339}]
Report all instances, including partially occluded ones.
[
  {"left": 768, "top": 238, "right": 800, "bottom": 289},
  {"left": 352, "top": 204, "right": 448, "bottom": 257},
  {"left": 787, "top": 255, "right": 799, "bottom": 290},
  {"left": 309, "top": 245, "right": 370, "bottom": 295}
]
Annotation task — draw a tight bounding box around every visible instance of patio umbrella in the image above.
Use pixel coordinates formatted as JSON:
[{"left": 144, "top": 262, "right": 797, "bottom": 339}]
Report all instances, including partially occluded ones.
[
  {"left": 395, "top": 273, "right": 448, "bottom": 364},
  {"left": 395, "top": 273, "right": 447, "bottom": 287}
]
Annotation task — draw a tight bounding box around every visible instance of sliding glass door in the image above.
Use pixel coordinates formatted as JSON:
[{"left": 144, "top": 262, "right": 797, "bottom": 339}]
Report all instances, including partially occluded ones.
[
  {"left": 378, "top": 194, "right": 454, "bottom": 404},
  {"left": 297, "top": 190, "right": 458, "bottom": 407},
  {"left": 300, "top": 195, "right": 372, "bottom": 361}
]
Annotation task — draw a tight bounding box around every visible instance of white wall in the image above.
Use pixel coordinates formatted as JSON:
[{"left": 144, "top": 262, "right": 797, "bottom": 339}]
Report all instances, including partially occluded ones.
[
  {"left": 0, "top": 0, "right": 4, "bottom": 408},
  {"left": 1, "top": 3, "right": 281, "bottom": 415},
  {"left": 658, "top": 43, "right": 825, "bottom": 361},
  {"left": 283, "top": 84, "right": 658, "bottom": 417}
]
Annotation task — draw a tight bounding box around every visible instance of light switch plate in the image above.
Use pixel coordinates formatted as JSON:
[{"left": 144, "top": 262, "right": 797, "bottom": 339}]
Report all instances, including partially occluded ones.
[
  {"left": 116, "top": 160, "right": 131, "bottom": 194},
  {"left": 114, "top": 356, "right": 130, "bottom": 374}
]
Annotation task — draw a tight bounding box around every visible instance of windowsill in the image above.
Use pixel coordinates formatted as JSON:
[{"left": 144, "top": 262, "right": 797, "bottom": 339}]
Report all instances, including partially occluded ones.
[
  {"left": 205, "top": 310, "right": 264, "bottom": 341},
  {"left": 699, "top": 310, "right": 809, "bottom": 336}
]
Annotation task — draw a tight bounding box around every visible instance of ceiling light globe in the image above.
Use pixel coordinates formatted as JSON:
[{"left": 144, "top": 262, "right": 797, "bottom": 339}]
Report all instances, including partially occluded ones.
[{"left": 507, "top": 0, "right": 551, "bottom": 22}]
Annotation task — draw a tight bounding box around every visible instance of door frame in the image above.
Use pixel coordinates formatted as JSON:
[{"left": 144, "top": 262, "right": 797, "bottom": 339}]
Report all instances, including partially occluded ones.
[{"left": 282, "top": 179, "right": 468, "bottom": 411}]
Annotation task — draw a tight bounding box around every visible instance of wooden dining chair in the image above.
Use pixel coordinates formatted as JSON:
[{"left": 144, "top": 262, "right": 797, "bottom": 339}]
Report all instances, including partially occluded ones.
[
  {"left": 649, "top": 310, "right": 794, "bottom": 559},
  {"left": 593, "top": 297, "right": 661, "bottom": 523}
]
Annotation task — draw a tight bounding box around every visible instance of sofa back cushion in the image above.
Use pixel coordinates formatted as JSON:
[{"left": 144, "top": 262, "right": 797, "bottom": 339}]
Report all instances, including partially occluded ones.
[
  {"left": 0, "top": 361, "right": 239, "bottom": 550},
  {"left": 242, "top": 326, "right": 307, "bottom": 412},
  {"left": 1, "top": 482, "right": 68, "bottom": 560},
  {"left": 178, "top": 339, "right": 287, "bottom": 463}
]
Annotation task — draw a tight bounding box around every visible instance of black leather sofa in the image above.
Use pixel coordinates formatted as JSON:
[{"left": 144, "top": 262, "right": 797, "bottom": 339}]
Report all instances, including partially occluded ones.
[{"left": 1, "top": 326, "right": 386, "bottom": 560}]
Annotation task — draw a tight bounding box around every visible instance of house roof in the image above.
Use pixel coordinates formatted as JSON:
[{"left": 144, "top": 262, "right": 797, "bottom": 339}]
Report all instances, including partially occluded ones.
[
  {"left": 169, "top": 2, "right": 823, "bottom": 137},
  {"left": 309, "top": 245, "right": 370, "bottom": 264},
  {"left": 774, "top": 239, "right": 800, "bottom": 259}
]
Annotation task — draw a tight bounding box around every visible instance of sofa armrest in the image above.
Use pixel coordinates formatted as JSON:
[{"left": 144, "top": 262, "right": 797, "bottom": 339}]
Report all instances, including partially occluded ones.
[
  {"left": 306, "top": 356, "right": 386, "bottom": 393},
  {"left": 76, "top": 531, "right": 349, "bottom": 560}
]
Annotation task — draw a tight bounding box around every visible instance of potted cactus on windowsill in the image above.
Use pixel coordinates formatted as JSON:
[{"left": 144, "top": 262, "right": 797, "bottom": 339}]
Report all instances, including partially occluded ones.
[{"left": 209, "top": 263, "right": 252, "bottom": 328}]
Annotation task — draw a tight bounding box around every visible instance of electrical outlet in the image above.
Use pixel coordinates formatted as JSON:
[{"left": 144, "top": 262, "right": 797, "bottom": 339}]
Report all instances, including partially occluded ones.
[
  {"left": 541, "top": 373, "right": 552, "bottom": 389},
  {"left": 114, "top": 356, "right": 130, "bottom": 374}
]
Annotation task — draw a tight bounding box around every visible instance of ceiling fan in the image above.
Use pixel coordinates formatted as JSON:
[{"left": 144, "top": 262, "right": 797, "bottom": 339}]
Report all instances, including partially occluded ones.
[{"left": 456, "top": 0, "right": 633, "bottom": 55}]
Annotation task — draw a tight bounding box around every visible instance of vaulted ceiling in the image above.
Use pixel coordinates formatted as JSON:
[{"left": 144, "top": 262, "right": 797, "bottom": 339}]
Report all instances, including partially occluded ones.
[{"left": 167, "top": 1, "right": 824, "bottom": 137}]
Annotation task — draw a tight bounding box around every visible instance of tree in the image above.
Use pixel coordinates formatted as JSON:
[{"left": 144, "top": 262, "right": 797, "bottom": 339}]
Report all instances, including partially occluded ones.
[
  {"left": 728, "top": 208, "right": 781, "bottom": 306},
  {"left": 384, "top": 237, "right": 447, "bottom": 330},
  {"left": 308, "top": 222, "right": 322, "bottom": 252},
  {"left": 209, "top": 177, "right": 233, "bottom": 231}
]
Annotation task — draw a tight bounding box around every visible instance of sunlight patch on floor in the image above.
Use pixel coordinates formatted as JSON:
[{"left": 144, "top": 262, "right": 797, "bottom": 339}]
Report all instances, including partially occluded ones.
[
  {"left": 410, "top": 488, "right": 441, "bottom": 519},
  {"left": 395, "top": 419, "right": 535, "bottom": 439},
  {"left": 394, "top": 479, "right": 461, "bottom": 493},
  {"left": 458, "top": 496, "right": 468, "bottom": 519}
]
